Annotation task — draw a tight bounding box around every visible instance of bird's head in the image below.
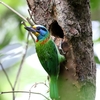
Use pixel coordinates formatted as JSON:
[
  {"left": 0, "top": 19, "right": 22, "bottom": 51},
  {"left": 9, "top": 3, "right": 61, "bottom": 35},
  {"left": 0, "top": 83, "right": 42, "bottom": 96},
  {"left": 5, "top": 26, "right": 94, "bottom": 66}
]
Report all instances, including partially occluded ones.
[{"left": 25, "top": 25, "right": 49, "bottom": 41}]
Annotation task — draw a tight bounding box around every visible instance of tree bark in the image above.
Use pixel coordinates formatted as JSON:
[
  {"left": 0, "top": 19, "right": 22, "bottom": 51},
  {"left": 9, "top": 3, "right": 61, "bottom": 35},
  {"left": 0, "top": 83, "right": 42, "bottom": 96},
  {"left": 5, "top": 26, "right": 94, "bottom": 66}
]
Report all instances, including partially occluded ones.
[{"left": 26, "top": 0, "right": 96, "bottom": 100}]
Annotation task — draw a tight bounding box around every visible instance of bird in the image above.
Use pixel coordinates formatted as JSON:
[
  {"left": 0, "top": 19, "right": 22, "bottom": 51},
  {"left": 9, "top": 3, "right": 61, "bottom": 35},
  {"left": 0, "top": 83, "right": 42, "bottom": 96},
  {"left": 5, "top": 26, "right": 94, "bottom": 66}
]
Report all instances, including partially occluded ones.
[{"left": 25, "top": 25, "right": 65, "bottom": 99}]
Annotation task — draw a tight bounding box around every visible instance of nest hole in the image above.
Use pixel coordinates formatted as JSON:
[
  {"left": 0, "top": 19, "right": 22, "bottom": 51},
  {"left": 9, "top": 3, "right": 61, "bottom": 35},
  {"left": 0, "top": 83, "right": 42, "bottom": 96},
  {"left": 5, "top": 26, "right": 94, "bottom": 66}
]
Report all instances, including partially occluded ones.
[{"left": 49, "top": 20, "right": 64, "bottom": 38}]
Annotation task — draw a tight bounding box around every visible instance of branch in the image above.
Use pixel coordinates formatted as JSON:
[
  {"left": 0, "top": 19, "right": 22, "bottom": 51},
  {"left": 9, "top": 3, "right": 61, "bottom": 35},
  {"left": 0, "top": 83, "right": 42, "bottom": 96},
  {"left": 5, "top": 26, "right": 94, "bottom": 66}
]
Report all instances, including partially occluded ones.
[
  {"left": 0, "top": 62, "right": 13, "bottom": 88},
  {"left": 32, "top": 81, "right": 49, "bottom": 88},
  {"left": 0, "top": 91, "right": 50, "bottom": 100},
  {"left": 0, "top": 1, "right": 35, "bottom": 26},
  {"left": 0, "top": 1, "right": 27, "bottom": 22},
  {"left": 28, "top": 9, "right": 36, "bottom": 24},
  {"left": 21, "top": 21, "right": 35, "bottom": 42},
  {"left": 28, "top": 81, "right": 49, "bottom": 100},
  {"left": 13, "top": 33, "right": 29, "bottom": 88},
  {"left": 0, "top": 62, "right": 15, "bottom": 100}
]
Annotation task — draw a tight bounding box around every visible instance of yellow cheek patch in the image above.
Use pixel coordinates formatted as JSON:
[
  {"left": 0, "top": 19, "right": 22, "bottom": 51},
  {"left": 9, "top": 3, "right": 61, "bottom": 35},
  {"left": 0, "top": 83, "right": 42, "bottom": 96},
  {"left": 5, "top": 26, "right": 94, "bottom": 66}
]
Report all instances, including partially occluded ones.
[
  {"left": 32, "top": 26, "right": 39, "bottom": 37},
  {"left": 32, "top": 32, "right": 39, "bottom": 37},
  {"left": 35, "top": 32, "right": 39, "bottom": 36}
]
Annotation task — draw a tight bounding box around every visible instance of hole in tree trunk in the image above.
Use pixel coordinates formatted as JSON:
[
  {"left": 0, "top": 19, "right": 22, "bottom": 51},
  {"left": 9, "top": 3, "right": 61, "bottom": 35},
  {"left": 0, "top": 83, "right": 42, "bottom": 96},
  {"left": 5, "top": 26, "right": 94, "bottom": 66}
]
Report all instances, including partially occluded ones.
[{"left": 49, "top": 20, "right": 64, "bottom": 38}]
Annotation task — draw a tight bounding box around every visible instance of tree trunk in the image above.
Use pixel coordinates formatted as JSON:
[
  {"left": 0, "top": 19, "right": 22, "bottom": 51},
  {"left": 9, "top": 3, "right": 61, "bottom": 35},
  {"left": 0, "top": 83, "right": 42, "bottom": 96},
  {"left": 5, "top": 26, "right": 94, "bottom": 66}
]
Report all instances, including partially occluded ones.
[{"left": 26, "top": 0, "right": 96, "bottom": 100}]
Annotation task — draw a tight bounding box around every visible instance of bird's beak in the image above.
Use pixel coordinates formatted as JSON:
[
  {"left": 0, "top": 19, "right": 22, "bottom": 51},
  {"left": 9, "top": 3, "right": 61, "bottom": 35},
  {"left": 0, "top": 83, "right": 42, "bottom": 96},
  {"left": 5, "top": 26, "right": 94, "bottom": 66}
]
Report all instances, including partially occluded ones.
[{"left": 25, "top": 26, "right": 39, "bottom": 37}]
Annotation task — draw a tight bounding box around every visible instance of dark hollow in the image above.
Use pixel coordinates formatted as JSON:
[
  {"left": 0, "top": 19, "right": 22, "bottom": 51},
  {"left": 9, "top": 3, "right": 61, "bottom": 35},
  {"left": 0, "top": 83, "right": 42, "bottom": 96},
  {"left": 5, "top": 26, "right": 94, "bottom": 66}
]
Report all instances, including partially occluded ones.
[{"left": 49, "top": 20, "right": 64, "bottom": 38}]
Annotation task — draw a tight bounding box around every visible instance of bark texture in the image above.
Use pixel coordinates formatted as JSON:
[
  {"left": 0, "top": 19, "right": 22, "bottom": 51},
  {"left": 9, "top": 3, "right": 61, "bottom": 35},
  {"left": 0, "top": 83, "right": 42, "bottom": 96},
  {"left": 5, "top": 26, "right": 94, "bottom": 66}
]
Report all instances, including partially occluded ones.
[{"left": 26, "top": 0, "right": 96, "bottom": 100}]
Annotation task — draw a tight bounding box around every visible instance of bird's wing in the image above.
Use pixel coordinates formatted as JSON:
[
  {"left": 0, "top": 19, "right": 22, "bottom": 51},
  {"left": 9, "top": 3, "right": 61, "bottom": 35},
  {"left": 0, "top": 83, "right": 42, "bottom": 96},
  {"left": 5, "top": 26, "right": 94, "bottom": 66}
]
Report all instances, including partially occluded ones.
[{"left": 38, "top": 40, "right": 59, "bottom": 76}]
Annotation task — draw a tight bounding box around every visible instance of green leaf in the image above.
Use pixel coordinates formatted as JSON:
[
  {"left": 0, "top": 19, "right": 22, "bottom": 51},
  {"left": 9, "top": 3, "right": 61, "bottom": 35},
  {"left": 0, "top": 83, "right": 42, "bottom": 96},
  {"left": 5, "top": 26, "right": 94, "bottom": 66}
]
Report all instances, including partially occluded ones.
[
  {"left": 90, "top": 0, "right": 100, "bottom": 10},
  {"left": 94, "top": 56, "right": 100, "bottom": 64}
]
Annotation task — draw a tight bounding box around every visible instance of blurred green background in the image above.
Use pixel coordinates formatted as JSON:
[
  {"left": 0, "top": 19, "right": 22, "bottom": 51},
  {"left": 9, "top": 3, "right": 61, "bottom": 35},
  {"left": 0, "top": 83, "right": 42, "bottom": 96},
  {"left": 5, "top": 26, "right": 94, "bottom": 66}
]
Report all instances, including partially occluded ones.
[
  {"left": 0, "top": 0, "right": 100, "bottom": 100},
  {"left": 0, "top": 0, "right": 48, "bottom": 100}
]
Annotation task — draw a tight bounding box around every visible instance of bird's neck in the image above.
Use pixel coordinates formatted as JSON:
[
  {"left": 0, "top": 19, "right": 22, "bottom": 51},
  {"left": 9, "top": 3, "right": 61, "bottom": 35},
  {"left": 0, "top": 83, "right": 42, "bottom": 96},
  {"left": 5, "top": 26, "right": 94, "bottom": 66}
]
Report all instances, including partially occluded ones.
[{"left": 36, "top": 34, "right": 50, "bottom": 45}]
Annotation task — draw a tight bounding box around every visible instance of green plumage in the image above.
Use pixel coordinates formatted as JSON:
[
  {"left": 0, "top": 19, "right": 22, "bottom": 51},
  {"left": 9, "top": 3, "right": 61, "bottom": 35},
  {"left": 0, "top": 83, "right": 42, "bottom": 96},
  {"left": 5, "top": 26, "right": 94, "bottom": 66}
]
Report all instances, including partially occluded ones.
[
  {"left": 25, "top": 25, "right": 65, "bottom": 99},
  {"left": 36, "top": 34, "right": 65, "bottom": 99}
]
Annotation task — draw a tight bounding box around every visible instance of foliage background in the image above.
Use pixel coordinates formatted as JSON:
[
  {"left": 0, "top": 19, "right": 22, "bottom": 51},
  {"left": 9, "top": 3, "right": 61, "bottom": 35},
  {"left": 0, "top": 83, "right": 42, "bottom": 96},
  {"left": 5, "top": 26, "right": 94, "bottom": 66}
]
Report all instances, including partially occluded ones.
[{"left": 0, "top": 0, "right": 100, "bottom": 100}]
